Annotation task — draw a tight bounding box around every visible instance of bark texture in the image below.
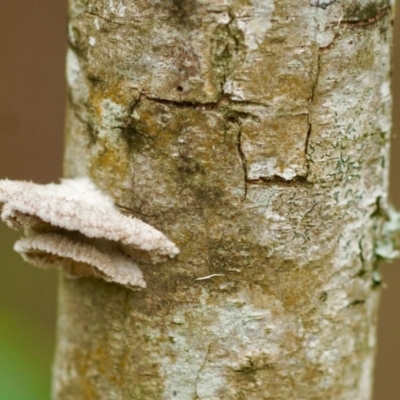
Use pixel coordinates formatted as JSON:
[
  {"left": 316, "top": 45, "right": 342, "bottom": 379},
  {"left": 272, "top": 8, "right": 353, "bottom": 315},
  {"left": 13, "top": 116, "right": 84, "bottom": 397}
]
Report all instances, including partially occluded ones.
[{"left": 55, "top": 0, "right": 394, "bottom": 399}]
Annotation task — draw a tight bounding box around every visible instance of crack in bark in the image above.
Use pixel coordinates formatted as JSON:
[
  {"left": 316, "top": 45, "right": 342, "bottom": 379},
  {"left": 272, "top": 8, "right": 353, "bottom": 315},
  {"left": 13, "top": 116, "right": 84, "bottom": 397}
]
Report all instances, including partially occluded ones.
[
  {"left": 358, "top": 237, "right": 366, "bottom": 275},
  {"left": 340, "top": 7, "right": 391, "bottom": 29},
  {"left": 317, "top": 6, "right": 392, "bottom": 53},
  {"left": 194, "top": 343, "right": 212, "bottom": 399},
  {"left": 85, "top": 10, "right": 125, "bottom": 26},
  {"left": 142, "top": 93, "right": 222, "bottom": 110},
  {"left": 237, "top": 128, "right": 248, "bottom": 201},
  {"left": 305, "top": 49, "right": 321, "bottom": 178},
  {"left": 141, "top": 93, "right": 271, "bottom": 111},
  {"left": 346, "top": 299, "right": 366, "bottom": 308}
]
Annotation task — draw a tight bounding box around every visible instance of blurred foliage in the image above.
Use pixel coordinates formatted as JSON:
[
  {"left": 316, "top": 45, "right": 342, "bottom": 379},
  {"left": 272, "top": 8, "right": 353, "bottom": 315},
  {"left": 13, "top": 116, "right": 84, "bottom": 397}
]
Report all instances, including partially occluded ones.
[
  {"left": 0, "top": 224, "right": 57, "bottom": 399},
  {"left": 0, "top": 307, "right": 51, "bottom": 399}
]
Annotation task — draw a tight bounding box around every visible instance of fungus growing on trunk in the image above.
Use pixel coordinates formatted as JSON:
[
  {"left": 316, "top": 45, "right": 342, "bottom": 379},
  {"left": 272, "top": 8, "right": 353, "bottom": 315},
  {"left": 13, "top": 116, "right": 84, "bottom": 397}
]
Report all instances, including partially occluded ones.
[{"left": 0, "top": 177, "right": 179, "bottom": 289}]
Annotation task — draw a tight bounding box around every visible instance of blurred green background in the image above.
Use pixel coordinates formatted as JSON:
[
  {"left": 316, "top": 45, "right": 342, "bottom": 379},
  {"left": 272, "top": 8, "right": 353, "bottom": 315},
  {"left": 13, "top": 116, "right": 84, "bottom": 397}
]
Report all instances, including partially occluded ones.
[
  {"left": 0, "top": 228, "right": 56, "bottom": 399},
  {"left": 1, "top": 1, "right": 400, "bottom": 399}
]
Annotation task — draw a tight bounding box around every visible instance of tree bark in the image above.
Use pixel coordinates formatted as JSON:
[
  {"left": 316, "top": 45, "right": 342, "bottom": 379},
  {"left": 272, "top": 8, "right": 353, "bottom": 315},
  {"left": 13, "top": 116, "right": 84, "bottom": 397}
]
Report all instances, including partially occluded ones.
[{"left": 54, "top": 0, "right": 394, "bottom": 398}]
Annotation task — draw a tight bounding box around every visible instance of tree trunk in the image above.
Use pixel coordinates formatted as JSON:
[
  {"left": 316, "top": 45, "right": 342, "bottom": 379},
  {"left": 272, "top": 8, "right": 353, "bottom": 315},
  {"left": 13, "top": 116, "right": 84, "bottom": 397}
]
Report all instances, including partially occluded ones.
[{"left": 54, "top": 0, "right": 394, "bottom": 398}]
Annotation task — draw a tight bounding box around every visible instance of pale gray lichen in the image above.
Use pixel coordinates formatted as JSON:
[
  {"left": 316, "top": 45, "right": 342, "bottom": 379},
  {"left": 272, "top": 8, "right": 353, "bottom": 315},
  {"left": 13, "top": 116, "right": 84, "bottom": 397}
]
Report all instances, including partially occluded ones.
[
  {"left": 0, "top": 177, "right": 179, "bottom": 289},
  {"left": 375, "top": 204, "right": 400, "bottom": 261}
]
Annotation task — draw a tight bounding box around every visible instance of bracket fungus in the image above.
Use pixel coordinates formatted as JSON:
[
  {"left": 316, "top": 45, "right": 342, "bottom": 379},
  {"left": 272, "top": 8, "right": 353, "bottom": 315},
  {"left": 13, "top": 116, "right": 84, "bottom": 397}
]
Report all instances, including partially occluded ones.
[{"left": 0, "top": 177, "right": 179, "bottom": 289}]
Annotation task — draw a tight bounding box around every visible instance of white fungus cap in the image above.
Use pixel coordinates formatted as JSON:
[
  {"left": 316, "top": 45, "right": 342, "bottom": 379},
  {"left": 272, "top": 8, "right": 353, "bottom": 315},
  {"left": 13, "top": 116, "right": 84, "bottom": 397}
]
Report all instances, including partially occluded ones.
[
  {"left": 15, "top": 233, "right": 146, "bottom": 289},
  {"left": 0, "top": 177, "right": 180, "bottom": 289}
]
